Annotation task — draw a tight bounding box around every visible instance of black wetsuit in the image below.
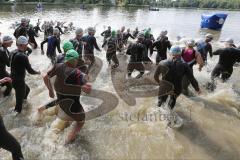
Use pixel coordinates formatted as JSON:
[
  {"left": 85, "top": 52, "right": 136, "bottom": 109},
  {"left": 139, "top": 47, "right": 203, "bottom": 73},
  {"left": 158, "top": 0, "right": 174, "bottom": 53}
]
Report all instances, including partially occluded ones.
[
  {"left": 196, "top": 40, "right": 213, "bottom": 63},
  {"left": 153, "top": 36, "right": 171, "bottom": 64},
  {"left": 101, "top": 29, "right": 111, "bottom": 43},
  {"left": 0, "top": 115, "right": 24, "bottom": 160},
  {"left": 102, "top": 37, "right": 119, "bottom": 67},
  {"left": 28, "top": 28, "right": 38, "bottom": 49},
  {"left": 14, "top": 25, "right": 28, "bottom": 38},
  {"left": 122, "top": 32, "right": 135, "bottom": 45},
  {"left": 70, "top": 38, "right": 83, "bottom": 58},
  {"left": 41, "top": 36, "right": 62, "bottom": 64},
  {"left": 132, "top": 30, "right": 139, "bottom": 38},
  {"left": 45, "top": 63, "right": 86, "bottom": 121},
  {"left": 0, "top": 47, "right": 12, "bottom": 96},
  {"left": 142, "top": 38, "right": 153, "bottom": 63},
  {"left": 55, "top": 26, "right": 64, "bottom": 35},
  {"left": 154, "top": 59, "right": 200, "bottom": 109},
  {"left": 211, "top": 47, "right": 240, "bottom": 81},
  {"left": 10, "top": 50, "right": 39, "bottom": 113},
  {"left": 33, "top": 25, "right": 42, "bottom": 35},
  {"left": 82, "top": 35, "right": 101, "bottom": 65},
  {"left": 126, "top": 42, "right": 145, "bottom": 77}
]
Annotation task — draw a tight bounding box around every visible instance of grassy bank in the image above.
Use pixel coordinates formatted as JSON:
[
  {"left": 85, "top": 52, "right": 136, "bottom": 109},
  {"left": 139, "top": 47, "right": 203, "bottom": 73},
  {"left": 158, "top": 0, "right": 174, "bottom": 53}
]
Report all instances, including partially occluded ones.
[{"left": 0, "top": 0, "right": 240, "bottom": 10}]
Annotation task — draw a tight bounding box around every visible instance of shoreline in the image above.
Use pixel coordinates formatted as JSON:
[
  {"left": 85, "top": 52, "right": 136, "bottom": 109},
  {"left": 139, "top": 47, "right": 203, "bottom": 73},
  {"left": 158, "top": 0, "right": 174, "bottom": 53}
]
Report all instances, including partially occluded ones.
[{"left": 0, "top": 2, "right": 240, "bottom": 11}]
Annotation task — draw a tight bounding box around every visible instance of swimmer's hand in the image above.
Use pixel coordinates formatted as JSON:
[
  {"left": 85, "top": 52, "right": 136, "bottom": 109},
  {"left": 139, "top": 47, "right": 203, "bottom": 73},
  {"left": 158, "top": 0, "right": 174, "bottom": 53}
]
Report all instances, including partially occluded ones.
[
  {"left": 196, "top": 89, "right": 201, "bottom": 95},
  {"left": 0, "top": 77, "right": 12, "bottom": 84},
  {"left": 82, "top": 84, "right": 91, "bottom": 94},
  {"left": 49, "top": 90, "right": 55, "bottom": 98},
  {"left": 41, "top": 50, "right": 45, "bottom": 55},
  {"left": 38, "top": 106, "right": 46, "bottom": 113}
]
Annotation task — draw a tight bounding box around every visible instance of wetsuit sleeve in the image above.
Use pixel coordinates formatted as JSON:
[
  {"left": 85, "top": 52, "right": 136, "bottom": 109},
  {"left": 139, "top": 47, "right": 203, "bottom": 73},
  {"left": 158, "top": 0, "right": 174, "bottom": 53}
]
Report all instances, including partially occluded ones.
[
  {"left": 212, "top": 49, "right": 222, "bottom": 56},
  {"left": 93, "top": 37, "right": 101, "bottom": 51},
  {"left": 58, "top": 27, "right": 64, "bottom": 34},
  {"left": 129, "top": 33, "right": 135, "bottom": 39},
  {"left": 23, "top": 55, "right": 39, "bottom": 75},
  {"left": 154, "top": 64, "right": 168, "bottom": 84},
  {"left": 101, "top": 31, "right": 105, "bottom": 36},
  {"left": 167, "top": 40, "right": 171, "bottom": 50},
  {"left": 41, "top": 38, "right": 48, "bottom": 51},
  {"left": 185, "top": 65, "right": 200, "bottom": 92},
  {"left": 149, "top": 41, "right": 154, "bottom": 55},
  {"left": 207, "top": 43, "right": 213, "bottom": 57},
  {"left": 26, "top": 47, "right": 32, "bottom": 56},
  {"left": 126, "top": 44, "right": 132, "bottom": 55},
  {"left": 56, "top": 39, "right": 62, "bottom": 53},
  {"left": 102, "top": 40, "right": 107, "bottom": 48},
  {"left": 0, "top": 50, "right": 10, "bottom": 67}
]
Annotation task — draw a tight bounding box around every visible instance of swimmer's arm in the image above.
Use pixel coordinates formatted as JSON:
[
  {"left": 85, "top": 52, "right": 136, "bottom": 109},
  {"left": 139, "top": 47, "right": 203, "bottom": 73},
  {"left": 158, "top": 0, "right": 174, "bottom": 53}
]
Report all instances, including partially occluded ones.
[
  {"left": 43, "top": 74, "right": 55, "bottom": 98},
  {"left": 130, "top": 33, "right": 135, "bottom": 39},
  {"left": 41, "top": 39, "right": 48, "bottom": 51},
  {"left": 212, "top": 49, "right": 222, "bottom": 56},
  {"left": 208, "top": 44, "right": 213, "bottom": 57},
  {"left": 154, "top": 65, "right": 166, "bottom": 84},
  {"left": 167, "top": 41, "right": 172, "bottom": 50},
  {"left": 93, "top": 37, "right": 101, "bottom": 51},
  {"left": 57, "top": 40, "right": 62, "bottom": 53},
  {"left": 185, "top": 66, "right": 200, "bottom": 92},
  {"left": 24, "top": 56, "right": 40, "bottom": 75},
  {"left": 195, "top": 52, "right": 204, "bottom": 70}
]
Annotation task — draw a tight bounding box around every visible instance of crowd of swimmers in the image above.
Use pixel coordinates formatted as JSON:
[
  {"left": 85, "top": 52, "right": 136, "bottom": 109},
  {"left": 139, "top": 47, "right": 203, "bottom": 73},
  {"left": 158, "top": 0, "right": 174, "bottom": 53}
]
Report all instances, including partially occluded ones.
[{"left": 1, "top": 17, "right": 240, "bottom": 160}]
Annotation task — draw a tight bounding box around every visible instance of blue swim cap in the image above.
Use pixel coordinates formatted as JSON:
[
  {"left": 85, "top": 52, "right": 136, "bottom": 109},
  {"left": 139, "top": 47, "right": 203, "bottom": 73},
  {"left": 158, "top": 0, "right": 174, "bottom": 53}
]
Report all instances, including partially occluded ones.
[{"left": 169, "top": 46, "right": 182, "bottom": 56}]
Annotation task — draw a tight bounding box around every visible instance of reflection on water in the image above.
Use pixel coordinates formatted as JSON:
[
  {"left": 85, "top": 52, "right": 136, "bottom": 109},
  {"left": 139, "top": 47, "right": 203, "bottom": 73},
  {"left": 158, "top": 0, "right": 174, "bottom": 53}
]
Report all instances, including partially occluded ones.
[{"left": 0, "top": 5, "right": 240, "bottom": 160}]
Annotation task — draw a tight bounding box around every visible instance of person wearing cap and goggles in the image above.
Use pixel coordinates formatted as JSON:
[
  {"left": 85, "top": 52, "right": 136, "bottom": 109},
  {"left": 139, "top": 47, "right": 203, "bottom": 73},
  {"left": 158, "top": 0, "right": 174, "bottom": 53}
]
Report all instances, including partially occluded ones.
[
  {"left": 196, "top": 33, "right": 214, "bottom": 63},
  {"left": 41, "top": 28, "right": 62, "bottom": 64},
  {"left": 41, "top": 49, "right": 90, "bottom": 143},
  {"left": 102, "top": 30, "right": 119, "bottom": 69},
  {"left": 126, "top": 33, "right": 146, "bottom": 79},
  {"left": 0, "top": 78, "right": 25, "bottom": 159},
  {"left": 13, "top": 18, "right": 28, "bottom": 39},
  {"left": 154, "top": 45, "right": 201, "bottom": 128},
  {"left": 0, "top": 36, "right": 13, "bottom": 97},
  {"left": 153, "top": 30, "right": 172, "bottom": 65},
  {"left": 82, "top": 27, "right": 101, "bottom": 66},
  {"left": 181, "top": 39, "right": 203, "bottom": 96},
  {"left": 10, "top": 36, "right": 40, "bottom": 114},
  {"left": 70, "top": 28, "right": 84, "bottom": 58},
  {"left": 210, "top": 38, "right": 240, "bottom": 86}
]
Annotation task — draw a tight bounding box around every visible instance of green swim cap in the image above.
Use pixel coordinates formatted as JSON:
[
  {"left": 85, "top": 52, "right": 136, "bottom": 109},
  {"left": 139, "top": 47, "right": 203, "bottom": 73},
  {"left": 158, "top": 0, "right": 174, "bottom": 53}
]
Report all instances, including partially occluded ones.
[
  {"left": 65, "top": 49, "right": 79, "bottom": 63},
  {"left": 144, "top": 30, "right": 150, "bottom": 38},
  {"left": 63, "top": 41, "right": 74, "bottom": 53},
  {"left": 111, "top": 30, "right": 116, "bottom": 38}
]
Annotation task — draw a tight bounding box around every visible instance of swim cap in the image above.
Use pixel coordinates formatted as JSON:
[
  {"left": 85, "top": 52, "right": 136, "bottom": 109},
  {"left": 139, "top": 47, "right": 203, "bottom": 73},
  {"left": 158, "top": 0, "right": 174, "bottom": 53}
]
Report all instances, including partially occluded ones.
[
  {"left": 88, "top": 27, "right": 95, "bottom": 33},
  {"left": 186, "top": 39, "right": 195, "bottom": 47},
  {"left": 53, "top": 28, "right": 60, "bottom": 35},
  {"left": 75, "top": 28, "right": 83, "bottom": 35},
  {"left": 169, "top": 45, "right": 182, "bottom": 56},
  {"left": 111, "top": 30, "right": 116, "bottom": 38},
  {"left": 205, "top": 33, "right": 213, "bottom": 39},
  {"left": 221, "top": 38, "right": 234, "bottom": 44},
  {"left": 17, "top": 36, "right": 28, "bottom": 45},
  {"left": 2, "top": 35, "right": 13, "bottom": 43},
  {"left": 63, "top": 41, "right": 74, "bottom": 53},
  {"left": 160, "top": 30, "right": 168, "bottom": 37},
  {"left": 21, "top": 18, "right": 27, "bottom": 23},
  {"left": 65, "top": 49, "right": 79, "bottom": 63},
  {"left": 137, "top": 32, "right": 145, "bottom": 39}
]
